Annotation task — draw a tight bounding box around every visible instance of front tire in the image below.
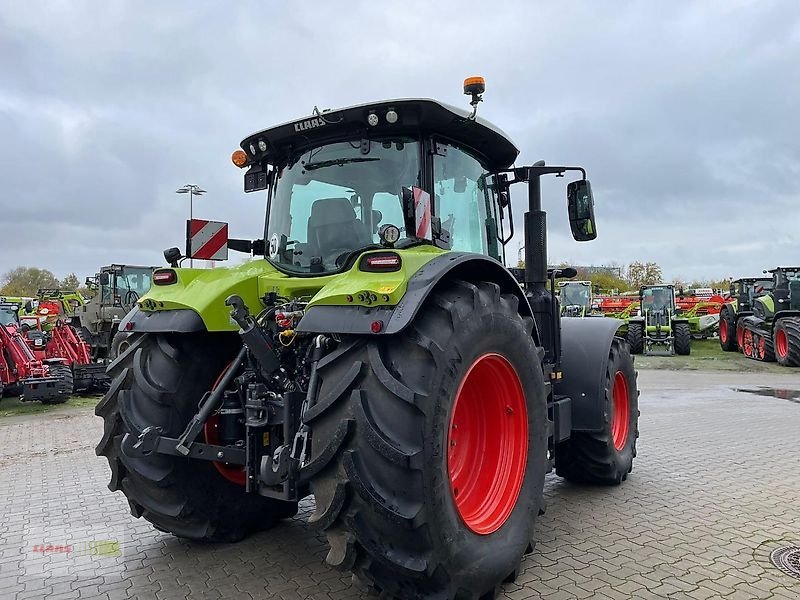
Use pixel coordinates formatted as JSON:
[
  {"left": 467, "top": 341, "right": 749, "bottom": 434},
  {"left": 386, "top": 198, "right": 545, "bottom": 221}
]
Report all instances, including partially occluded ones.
[
  {"left": 41, "top": 364, "right": 73, "bottom": 404},
  {"left": 95, "top": 333, "right": 297, "bottom": 542},
  {"left": 305, "top": 280, "right": 548, "bottom": 599},
  {"left": 555, "top": 338, "right": 639, "bottom": 485},
  {"left": 719, "top": 306, "right": 737, "bottom": 352},
  {"left": 674, "top": 323, "right": 691, "bottom": 356},
  {"left": 626, "top": 322, "right": 644, "bottom": 354},
  {"left": 110, "top": 331, "right": 135, "bottom": 359}
]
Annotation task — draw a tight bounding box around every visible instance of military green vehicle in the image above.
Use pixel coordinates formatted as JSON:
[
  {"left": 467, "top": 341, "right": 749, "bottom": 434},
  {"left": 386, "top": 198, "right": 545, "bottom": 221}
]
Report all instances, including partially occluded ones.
[
  {"left": 75, "top": 265, "right": 154, "bottom": 359},
  {"left": 96, "top": 82, "right": 640, "bottom": 599}
]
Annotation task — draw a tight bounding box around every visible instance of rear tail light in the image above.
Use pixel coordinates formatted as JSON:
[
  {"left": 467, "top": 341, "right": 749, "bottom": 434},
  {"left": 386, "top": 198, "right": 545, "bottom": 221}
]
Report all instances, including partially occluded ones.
[
  {"left": 153, "top": 269, "right": 178, "bottom": 285},
  {"left": 360, "top": 253, "right": 402, "bottom": 272}
]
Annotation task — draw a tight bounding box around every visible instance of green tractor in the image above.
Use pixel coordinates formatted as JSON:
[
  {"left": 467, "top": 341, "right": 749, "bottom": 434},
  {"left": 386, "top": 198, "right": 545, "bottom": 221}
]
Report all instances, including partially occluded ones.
[
  {"left": 626, "top": 284, "right": 691, "bottom": 355},
  {"left": 75, "top": 264, "right": 154, "bottom": 359},
  {"left": 739, "top": 267, "right": 800, "bottom": 366},
  {"left": 558, "top": 280, "right": 596, "bottom": 317},
  {"left": 97, "top": 83, "right": 640, "bottom": 599},
  {"left": 718, "top": 277, "right": 773, "bottom": 352}
]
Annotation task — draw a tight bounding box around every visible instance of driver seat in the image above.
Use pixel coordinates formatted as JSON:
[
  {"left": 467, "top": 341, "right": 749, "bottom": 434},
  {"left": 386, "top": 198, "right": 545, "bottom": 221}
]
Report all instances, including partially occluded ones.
[{"left": 307, "top": 198, "right": 371, "bottom": 260}]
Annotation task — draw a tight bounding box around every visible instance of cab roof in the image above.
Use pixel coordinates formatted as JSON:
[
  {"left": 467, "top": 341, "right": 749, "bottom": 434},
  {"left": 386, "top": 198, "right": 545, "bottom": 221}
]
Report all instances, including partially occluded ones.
[{"left": 240, "top": 98, "right": 520, "bottom": 171}]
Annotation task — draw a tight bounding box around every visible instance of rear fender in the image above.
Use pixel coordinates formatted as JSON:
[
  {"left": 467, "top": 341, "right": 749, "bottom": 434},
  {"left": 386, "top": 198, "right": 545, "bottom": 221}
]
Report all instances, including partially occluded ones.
[
  {"left": 774, "top": 311, "right": 800, "bottom": 330},
  {"left": 556, "top": 317, "right": 624, "bottom": 432},
  {"left": 296, "top": 253, "right": 538, "bottom": 343},
  {"left": 119, "top": 307, "right": 207, "bottom": 333}
]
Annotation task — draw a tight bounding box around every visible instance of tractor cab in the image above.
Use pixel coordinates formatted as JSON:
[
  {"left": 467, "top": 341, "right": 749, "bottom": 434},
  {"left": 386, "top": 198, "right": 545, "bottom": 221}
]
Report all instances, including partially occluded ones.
[
  {"left": 640, "top": 285, "right": 676, "bottom": 324},
  {"left": 753, "top": 267, "right": 800, "bottom": 319},
  {"left": 559, "top": 280, "right": 593, "bottom": 317},
  {"left": 232, "top": 98, "right": 521, "bottom": 272},
  {"left": 731, "top": 277, "right": 773, "bottom": 312}
]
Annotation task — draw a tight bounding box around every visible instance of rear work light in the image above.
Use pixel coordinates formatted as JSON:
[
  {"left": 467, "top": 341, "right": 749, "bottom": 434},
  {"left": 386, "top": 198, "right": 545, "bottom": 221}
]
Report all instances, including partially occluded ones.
[
  {"left": 359, "top": 253, "right": 402, "bottom": 272},
  {"left": 152, "top": 269, "right": 178, "bottom": 285}
]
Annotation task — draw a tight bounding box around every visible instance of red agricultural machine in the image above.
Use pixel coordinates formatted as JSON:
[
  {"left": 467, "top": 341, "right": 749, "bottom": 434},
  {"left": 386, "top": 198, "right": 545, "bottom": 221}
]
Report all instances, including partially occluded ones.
[
  {"left": 19, "top": 315, "right": 107, "bottom": 392},
  {"left": 0, "top": 303, "right": 72, "bottom": 403}
]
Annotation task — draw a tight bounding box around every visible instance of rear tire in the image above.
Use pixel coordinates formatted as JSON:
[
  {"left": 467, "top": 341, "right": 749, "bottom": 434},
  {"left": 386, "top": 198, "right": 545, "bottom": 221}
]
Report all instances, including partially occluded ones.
[
  {"left": 626, "top": 322, "right": 644, "bottom": 354},
  {"left": 555, "top": 338, "right": 639, "bottom": 485},
  {"left": 305, "top": 280, "right": 548, "bottom": 599},
  {"left": 41, "top": 364, "right": 72, "bottom": 404},
  {"left": 775, "top": 317, "right": 800, "bottom": 367},
  {"left": 718, "top": 306, "right": 737, "bottom": 352},
  {"left": 95, "top": 333, "right": 297, "bottom": 542},
  {"left": 674, "top": 323, "right": 691, "bottom": 355}
]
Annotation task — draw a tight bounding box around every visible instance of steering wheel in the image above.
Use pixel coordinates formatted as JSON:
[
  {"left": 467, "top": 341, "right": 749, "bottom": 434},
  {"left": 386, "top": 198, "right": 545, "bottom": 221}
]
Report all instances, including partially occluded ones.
[{"left": 124, "top": 290, "right": 140, "bottom": 305}]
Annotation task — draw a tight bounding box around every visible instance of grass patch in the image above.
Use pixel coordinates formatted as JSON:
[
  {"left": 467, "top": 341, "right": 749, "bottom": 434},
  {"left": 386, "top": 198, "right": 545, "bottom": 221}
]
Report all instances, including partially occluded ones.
[
  {"left": 0, "top": 394, "right": 101, "bottom": 419},
  {"left": 635, "top": 338, "right": 789, "bottom": 373}
]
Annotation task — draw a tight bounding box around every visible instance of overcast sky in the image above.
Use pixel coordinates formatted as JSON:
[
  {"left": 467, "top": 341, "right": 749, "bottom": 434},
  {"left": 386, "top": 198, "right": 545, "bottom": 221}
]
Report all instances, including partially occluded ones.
[{"left": 1, "top": 1, "right": 798, "bottom": 283}]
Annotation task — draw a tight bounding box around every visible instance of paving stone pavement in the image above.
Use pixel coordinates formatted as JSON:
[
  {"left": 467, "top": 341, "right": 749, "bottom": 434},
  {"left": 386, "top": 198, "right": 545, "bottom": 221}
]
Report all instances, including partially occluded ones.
[{"left": 1, "top": 369, "right": 799, "bottom": 599}]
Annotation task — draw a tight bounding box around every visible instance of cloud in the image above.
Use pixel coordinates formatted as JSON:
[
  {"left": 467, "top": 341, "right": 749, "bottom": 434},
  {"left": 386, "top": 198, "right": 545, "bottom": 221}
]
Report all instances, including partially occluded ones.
[{"left": 0, "top": 0, "right": 798, "bottom": 283}]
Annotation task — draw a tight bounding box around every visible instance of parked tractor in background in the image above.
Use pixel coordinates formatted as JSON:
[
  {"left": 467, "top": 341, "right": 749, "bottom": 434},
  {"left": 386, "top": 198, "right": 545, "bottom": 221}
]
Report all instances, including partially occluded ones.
[
  {"left": 718, "top": 277, "right": 773, "bottom": 352},
  {"left": 739, "top": 267, "right": 800, "bottom": 366},
  {"left": 76, "top": 265, "right": 154, "bottom": 359},
  {"left": 96, "top": 81, "right": 640, "bottom": 599},
  {"left": 0, "top": 303, "right": 72, "bottom": 403},
  {"left": 558, "top": 280, "right": 597, "bottom": 317},
  {"left": 626, "top": 284, "right": 691, "bottom": 355}
]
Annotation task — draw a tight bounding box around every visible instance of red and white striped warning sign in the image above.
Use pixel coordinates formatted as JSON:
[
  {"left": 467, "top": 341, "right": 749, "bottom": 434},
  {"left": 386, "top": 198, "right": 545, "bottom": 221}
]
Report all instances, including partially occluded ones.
[
  {"left": 413, "top": 187, "right": 432, "bottom": 240},
  {"left": 186, "top": 219, "right": 229, "bottom": 261}
]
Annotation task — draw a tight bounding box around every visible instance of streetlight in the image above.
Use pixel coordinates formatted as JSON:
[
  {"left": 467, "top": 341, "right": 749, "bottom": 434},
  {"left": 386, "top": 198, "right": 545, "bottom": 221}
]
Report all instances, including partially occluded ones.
[{"left": 176, "top": 184, "right": 206, "bottom": 267}]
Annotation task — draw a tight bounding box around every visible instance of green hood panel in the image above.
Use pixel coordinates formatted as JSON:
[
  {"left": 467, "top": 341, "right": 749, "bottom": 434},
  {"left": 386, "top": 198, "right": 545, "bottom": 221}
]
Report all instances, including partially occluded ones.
[{"left": 136, "top": 246, "right": 444, "bottom": 332}]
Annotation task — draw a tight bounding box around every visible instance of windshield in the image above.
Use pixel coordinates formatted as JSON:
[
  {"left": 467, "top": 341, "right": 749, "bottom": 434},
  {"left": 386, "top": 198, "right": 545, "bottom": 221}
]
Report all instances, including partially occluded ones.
[
  {"left": 107, "top": 267, "right": 152, "bottom": 304},
  {"left": 266, "top": 138, "right": 421, "bottom": 273},
  {"left": 642, "top": 286, "right": 674, "bottom": 312},
  {"left": 561, "top": 284, "right": 591, "bottom": 307},
  {"left": 0, "top": 305, "right": 19, "bottom": 327}
]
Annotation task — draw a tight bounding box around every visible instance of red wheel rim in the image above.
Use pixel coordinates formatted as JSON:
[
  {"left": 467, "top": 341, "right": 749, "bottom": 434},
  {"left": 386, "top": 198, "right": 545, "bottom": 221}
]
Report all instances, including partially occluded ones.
[
  {"left": 719, "top": 319, "right": 728, "bottom": 343},
  {"left": 611, "top": 371, "right": 630, "bottom": 451},
  {"left": 776, "top": 329, "right": 788, "bottom": 358},
  {"left": 203, "top": 363, "right": 246, "bottom": 486},
  {"left": 758, "top": 336, "right": 766, "bottom": 359},
  {"left": 447, "top": 353, "right": 528, "bottom": 535},
  {"left": 737, "top": 322, "right": 745, "bottom": 349},
  {"left": 743, "top": 330, "right": 754, "bottom": 357}
]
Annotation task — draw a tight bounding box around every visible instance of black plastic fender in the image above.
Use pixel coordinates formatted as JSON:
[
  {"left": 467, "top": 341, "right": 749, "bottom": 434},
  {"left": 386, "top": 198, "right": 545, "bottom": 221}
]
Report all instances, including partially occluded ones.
[
  {"left": 555, "top": 316, "right": 625, "bottom": 432},
  {"left": 296, "top": 252, "right": 538, "bottom": 342},
  {"left": 118, "top": 306, "right": 207, "bottom": 333}
]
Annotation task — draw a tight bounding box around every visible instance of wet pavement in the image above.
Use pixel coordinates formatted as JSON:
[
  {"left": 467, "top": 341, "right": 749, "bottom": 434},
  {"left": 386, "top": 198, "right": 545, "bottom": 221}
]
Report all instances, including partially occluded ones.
[{"left": 1, "top": 368, "right": 799, "bottom": 599}]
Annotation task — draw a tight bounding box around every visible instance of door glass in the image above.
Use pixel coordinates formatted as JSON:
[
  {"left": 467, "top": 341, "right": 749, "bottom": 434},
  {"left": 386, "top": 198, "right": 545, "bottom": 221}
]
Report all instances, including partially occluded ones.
[{"left": 433, "top": 144, "right": 496, "bottom": 257}]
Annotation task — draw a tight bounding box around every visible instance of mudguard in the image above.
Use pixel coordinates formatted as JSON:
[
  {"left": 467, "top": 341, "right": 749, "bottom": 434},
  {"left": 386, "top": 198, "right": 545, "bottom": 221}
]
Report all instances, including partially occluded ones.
[
  {"left": 555, "top": 316, "right": 624, "bottom": 432},
  {"left": 119, "top": 306, "right": 207, "bottom": 333},
  {"left": 296, "top": 252, "right": 537, "bottom": 341}
]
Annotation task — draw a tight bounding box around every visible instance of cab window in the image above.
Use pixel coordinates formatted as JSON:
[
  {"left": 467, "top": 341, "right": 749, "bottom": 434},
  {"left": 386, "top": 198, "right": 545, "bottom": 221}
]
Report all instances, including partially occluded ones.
[{"left": 432, "top": 143, "right": 498, "bottom": 258}]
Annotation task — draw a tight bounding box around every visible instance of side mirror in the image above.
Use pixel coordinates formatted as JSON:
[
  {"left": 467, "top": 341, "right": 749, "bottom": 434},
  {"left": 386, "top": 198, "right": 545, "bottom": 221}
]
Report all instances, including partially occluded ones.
[
  {"left": 24, "top": 301, "right": 33, "bottom": 313},
  {"left": 567, "top": 180, "right": 597, "bottom": 241},
  {"left": 98, "top": 273, "right": 110, "bottom": 286}
]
